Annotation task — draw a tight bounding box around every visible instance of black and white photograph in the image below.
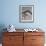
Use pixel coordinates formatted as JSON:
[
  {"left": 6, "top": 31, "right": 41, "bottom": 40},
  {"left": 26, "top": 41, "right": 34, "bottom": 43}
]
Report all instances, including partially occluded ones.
[{"left": 19, "top": 5, "right": 34, "bottom": 22}]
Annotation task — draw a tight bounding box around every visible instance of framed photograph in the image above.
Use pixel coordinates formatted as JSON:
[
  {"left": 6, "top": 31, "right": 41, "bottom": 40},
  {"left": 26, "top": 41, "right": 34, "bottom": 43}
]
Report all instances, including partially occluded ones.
[{"left": 19, "top": 5, "right": 34, "bottom": 23}]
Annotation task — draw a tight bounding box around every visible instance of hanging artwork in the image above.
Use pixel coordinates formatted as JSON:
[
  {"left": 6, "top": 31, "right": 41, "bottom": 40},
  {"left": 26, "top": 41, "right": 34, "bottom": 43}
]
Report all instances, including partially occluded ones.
[{"left": 19, "top": 5, "right": 34, "bottom": 23}]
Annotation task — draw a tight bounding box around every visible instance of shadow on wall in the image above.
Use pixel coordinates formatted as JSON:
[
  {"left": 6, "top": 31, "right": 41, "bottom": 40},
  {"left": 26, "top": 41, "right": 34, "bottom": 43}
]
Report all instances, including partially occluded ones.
[{"left": 0, "top": 24, "right": 7, "bottom": 43}]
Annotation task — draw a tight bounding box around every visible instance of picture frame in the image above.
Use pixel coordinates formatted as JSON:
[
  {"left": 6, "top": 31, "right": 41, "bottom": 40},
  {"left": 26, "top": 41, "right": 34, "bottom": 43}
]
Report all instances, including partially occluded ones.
[{"left": 19, "top": 5, "right": 34, "bottom": 23}]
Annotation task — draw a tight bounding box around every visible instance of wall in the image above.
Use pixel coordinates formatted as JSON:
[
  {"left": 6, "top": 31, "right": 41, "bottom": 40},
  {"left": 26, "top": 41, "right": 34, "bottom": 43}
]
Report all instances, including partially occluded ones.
[
  {"left": 0, "top": 0, "right": 46, "bottom": 29},
  {"left": 0, "top": 0, "right": 46, "bottom": 43}
]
